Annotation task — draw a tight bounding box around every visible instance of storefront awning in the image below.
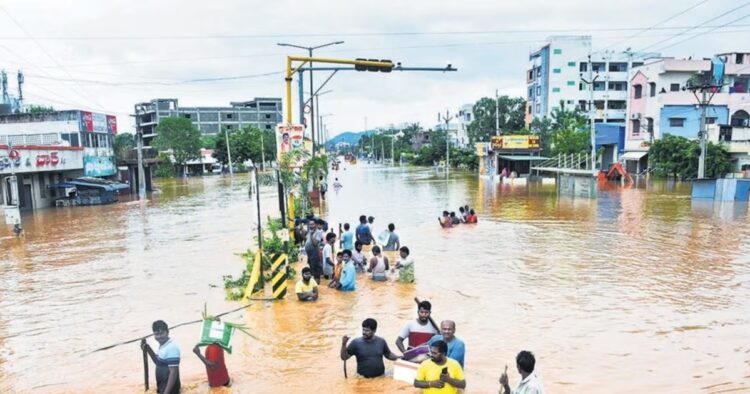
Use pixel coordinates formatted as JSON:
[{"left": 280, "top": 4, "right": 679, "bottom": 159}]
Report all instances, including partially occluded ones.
[
  {"left": 497, "top": 155, "right": 549, "bottom": 161},
  {"left": 620, "top": 151, "right": 648, "bottom": 161}
]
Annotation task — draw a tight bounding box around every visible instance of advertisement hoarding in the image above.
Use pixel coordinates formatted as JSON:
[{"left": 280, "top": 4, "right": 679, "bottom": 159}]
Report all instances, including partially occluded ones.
[
  {"left": 275, "top": 124, "right": 306, "bottom": 163},
  {"left": 490, "top": 135, "right": 540, "bottom": 150},
  {"left": 80, "top": 111, "right": 117, "bottom": 134},
  {"left": 83, "top": 155, "right": 116, "bottom": 177}
]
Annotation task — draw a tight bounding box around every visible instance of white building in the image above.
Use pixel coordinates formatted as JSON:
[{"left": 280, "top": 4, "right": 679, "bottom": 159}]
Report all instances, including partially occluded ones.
[
  {"left": 0, "top": 110, "right": 117, "bottom": 211},
  {"left": 455, "top": 103, "right": 473, "bottom": 147},
  {"left": 527, "top": 35, "right": 660, "bottom": 124}
]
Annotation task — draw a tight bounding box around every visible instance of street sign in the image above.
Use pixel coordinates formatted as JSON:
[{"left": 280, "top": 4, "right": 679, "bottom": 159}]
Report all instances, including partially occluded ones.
[{"left": 4, "top": 205, "right": 20, "bottom": 225}]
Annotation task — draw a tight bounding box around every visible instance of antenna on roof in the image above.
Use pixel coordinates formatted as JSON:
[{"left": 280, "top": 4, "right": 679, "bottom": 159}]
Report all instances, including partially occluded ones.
[{"left": 17, "top": 70, "right": 24, "bottom": 103}]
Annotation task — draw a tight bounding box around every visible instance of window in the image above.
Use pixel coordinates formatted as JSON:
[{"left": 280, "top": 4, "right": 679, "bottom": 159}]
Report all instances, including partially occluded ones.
[
  {"left": 736, "top": 54, "right": 744, "bottom": 64},
  {"left": 528, "top": 70, "right": 534, "bottom": 80},
  {"left": 535, "top": 103, "right": 541, "bottom": 113},
  {"left": 183, "top": 114, "right": 192, "bottom": 119},
  {"left": 265, "top": 124, "right": 272, "bottom": 130},
  {"left": 226, "top": 113, "right": 233, "bottom": 119},
  {"left": 553, "top": 68, "right": 561, "bottom": 74},
  {"left": 593, "top": 82, "right": 606, "bottom": 91},
  {"left": 670, "top": 83, "right": 680, "bottom": 92},
  {"left": 265, "top": 114, "right": 271, "bottom": 119},
  {"left": 552, "top": 87, "right": 560, "bottom": 93},
  {"left": 566, "top": 100, "right": 574, "bottom": 104},
  {"left": 536, "top": 68, "right": 541, "bottom": 77},
  {"left": 567, "top": 80, "right": 576, "bottom": 86},
  {"left": 579, "top": 82, "right": 586, "bottom": 91},
  {"left": 706, "top": 117, "right": 717, "bottom": 124},
  {"left": 634, "top": 84, "right": 643, "bottom": 99},
  {"left": 632, "top": 62, "right": 643, "bottom": 68},
  {"left": 568, "top": 61, "right": 576, "bottom": 67},
  {"left": 225, "top": 125, "right": 233, "bottom": 130},
  {"left": 608, "top": 81, "right": 627, "bottom": 91},
  {"left": 536, "top": 86, "right": 541, "bottom": 96},
  {"left": 528, "top": 87, "right": 534, "bottom": 99},
  {"left": 608, "top": 62, "right": 628, "bottom": 72},
  {"left": 578, "top": 100, "right": 588, "bottom": 111},
  {"left": 592, "top": 62, "right": 605, "bottom": 72},
  {"left": 607, "top": 100, "right": 626, "bottom": 110},
  {"left": 594, "top": 100, "right": 605, "bottom": 110},
  {"left": 553, "top": 48, "right": 562, "bottom": 55},
  {"left": 649, "top": 82, "right": 656, "bottom": 97},
  {"left": 528, "top": 105, "right": 532, "bottom": 115},
  {"left": 669, "top": 118, "right": 685, "bottom": 127},
  {"left": 646, "top": 118, "right": 654, "bottom": 133},
  {"left": 632, "top": 119, "right": 641, "bottom": 135},
  {"left": 580, "top": 62, "right": 588, "bottom": 72}
]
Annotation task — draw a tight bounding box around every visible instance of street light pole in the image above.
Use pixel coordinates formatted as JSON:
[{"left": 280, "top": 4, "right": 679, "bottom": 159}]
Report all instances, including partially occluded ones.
[
  {"left": 439, "top": 110, "right": 454, "bottom": 175},
  {"left": 225, "top": 128, "right": 234, "bottom": 176},
  {"left": 277, "top": 41, "right": 344, "bottom": 157}
]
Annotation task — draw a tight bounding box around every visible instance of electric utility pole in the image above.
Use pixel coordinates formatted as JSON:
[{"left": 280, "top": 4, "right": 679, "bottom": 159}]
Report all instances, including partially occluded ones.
[
  {"left": 495, "top": 89, "right": 500, "bottom": 136},
  {"left": 277, "top": 41, "right": 345, "bottom": 156},
  {"left": 439, "top": 110, "right": 454, "bottom": 175},
  {"left": 133, "top": 104, "right": 147, "bottom": 200},
  {"left": 580, "top": 54, "right": 599, "bottom": 173}
]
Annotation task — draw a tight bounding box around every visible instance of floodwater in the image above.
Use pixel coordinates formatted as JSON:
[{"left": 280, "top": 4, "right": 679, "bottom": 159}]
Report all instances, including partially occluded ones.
[{"left": 1, "top": 165, "right": 749, "bottom": 393}]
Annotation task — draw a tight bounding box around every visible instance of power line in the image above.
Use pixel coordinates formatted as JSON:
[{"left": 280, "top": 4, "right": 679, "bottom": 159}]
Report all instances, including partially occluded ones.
[
  {"left": 0, "top": 23, "right": 748, "bottom": 41},
  {"left": 6, "top": 27, "right": 750, "bottom": 71},
  {"left": 601, "top": 0, "right": 710, "bottom": 51},
  {"left": 0, "top": 5, "right": 106, "bottom": 111},
  {"left": 638, "top": 1, "right": 750, "bottom": 52},
  {"left": 24, "top": 70, "right": 284, "bottom": 87},
  {"left": 652, "top": 12, "right": 750, "bottom": 53}
]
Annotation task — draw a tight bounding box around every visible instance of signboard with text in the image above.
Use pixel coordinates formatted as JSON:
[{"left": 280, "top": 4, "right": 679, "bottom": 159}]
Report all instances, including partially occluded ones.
[
  {"left": 83, "top": 155, "right": 116, "bottom": 177},
  {"left": 490, "top": 135, "right": 540, "bottom": 150},
  {"left": 1, "top": 148, "right": 83, "bottom": 175}
]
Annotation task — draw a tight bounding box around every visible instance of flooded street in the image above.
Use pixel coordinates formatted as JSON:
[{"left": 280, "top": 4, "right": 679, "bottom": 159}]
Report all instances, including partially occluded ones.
[{"left": 1, "top": 164, "right": 749, "bottom": 393}]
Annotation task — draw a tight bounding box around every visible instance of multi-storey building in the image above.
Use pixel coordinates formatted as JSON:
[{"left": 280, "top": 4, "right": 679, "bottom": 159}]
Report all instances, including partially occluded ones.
[
  {"left": 527, "top": 35, "right": 659, "bottom": 125},
  {"left": 625, "top": 53, "right": 750, "bottom": 173},
  {"left": 455, "top": 103, "right": 473, "bottom": 147},
  {"left": 0, "top": 110, "right": 117, "bottom": 211},
  {"left": 134, "top": 97, "right": 283, "bottom": 147}
]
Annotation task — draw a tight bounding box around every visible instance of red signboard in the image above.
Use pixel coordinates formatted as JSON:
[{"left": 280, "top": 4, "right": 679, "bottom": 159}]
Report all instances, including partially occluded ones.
[
  {"left": 106, "top": 115, "right": 118, "bottom": 134},
  {"left": 80, "top": 111, "right": 94, "bottom": 133}
]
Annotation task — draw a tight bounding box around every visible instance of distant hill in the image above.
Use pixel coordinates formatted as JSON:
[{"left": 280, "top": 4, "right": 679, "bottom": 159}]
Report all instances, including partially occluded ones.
[{"left": 326, "top": 130, "right": 373, "bottom": 147}]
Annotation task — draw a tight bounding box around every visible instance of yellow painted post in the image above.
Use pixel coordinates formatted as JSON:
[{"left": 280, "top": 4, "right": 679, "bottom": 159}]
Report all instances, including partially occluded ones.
[
  {"left": 242, "top": 251, "right": 263, "bottom": 300},
  {"left": 270, "top": 253, "right": 288, "bottom": 299}
]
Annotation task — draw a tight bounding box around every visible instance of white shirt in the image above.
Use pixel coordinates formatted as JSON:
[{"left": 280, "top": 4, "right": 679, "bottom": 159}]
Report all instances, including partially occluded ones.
[{"left": 513, "top": 373, "right": 545, "bottom": 394}]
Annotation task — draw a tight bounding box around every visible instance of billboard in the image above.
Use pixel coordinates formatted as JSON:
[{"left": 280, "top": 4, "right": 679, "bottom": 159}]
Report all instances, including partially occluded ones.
[
  {"left": 490, "top": 135, "right": 540, "bottom": 150},
  {"left": 276, "top": 124, "right": 306, "bottom": 162},
  {"left": 80, "top": 111, "right": 116, "bottom": 134},
  {"left": 84, "top": 155, "right": 116, "bottom": 177}
]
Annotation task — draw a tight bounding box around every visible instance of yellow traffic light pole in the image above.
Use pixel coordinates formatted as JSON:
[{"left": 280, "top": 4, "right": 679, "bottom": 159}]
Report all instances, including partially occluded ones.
[{"left": 285, "top": 56, "right": 394, "bottom": 124}]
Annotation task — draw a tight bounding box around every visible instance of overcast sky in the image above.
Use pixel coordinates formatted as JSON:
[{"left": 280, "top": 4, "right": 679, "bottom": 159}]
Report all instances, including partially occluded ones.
[{"left": 0, "top": 0, "right": 747, "bottom": 137}]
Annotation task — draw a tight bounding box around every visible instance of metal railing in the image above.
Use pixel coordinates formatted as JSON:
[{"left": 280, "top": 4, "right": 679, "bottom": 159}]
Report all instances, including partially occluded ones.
[{"left": 533, "top": 153, "right": 594, "bottom": 171}]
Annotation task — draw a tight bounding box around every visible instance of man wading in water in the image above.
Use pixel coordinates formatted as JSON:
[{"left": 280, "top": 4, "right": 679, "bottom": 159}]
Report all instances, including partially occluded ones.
[
  {"left": 340, "top": 318, "right": 401, "bottom": 378},
  {"left": 141, "top": 320, "right": 181, "bottom": 394}
]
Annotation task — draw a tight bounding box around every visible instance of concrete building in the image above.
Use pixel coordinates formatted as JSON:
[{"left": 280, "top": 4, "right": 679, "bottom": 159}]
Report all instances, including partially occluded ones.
[
  {"left": 625, "top": 53, "right": 750, "bottom": 173},
  {"left": 455, "top": 103, "right": 473, "bottom": 147},
  {"left": 0, "top": 110, "right": 117, "bottom": 211},
  {"left": 527, "top": 35, "right": 659, "bottom": 125},
  {"left": 134, "top": 97, "right": 283, "bottom": 147}
]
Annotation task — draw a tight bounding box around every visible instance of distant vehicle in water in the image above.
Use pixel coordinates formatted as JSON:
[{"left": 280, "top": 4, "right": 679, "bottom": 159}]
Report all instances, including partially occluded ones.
[{"left": 52, "top": 177, "right": 130, "bottom": 206}]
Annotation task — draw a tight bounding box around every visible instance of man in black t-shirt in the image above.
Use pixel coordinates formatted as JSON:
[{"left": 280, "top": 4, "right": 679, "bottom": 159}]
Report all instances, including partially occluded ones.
[{"left": 340, "top": 318, "right": 401, "bottom": 378}]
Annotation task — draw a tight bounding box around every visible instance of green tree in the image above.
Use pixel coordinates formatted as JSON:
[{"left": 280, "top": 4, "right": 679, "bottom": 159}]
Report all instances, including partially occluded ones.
[
  {"left": 113, "top": 133, "right": 135, "bottom": 165},
  {"left": 467, "top": 96, "right": 526, "bottom": 143},
  {"left": 530, "top": 117, "right": 553, "bottom": 154},
  {"left": 548, "top": 105, "right": 590, "bottom": 155},
  {"left": 650, "top": 134, "right": 731, "bottom": 179},
  {"left": 153, "top": 117, "right": 202, "bottom": 176},
  {"left": 200, "top": 135, "right": 217, "bottom": 149},
  {"left": 213, "top": 126, "right": 276, "bottom": 167}
]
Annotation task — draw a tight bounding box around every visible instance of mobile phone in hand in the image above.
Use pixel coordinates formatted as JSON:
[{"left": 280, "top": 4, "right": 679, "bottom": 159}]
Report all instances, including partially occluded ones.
[{"left": 442, "top": 367, "right": 448, "bottom": 375}]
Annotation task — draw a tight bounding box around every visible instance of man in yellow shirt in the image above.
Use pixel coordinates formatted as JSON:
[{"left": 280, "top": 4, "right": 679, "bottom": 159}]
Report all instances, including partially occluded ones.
[
  {"left": 414, "top": 340, "right": 466, "bottom": 393},
  {"left": 295, "top": 267, "right": 318, "bottom": 301}
]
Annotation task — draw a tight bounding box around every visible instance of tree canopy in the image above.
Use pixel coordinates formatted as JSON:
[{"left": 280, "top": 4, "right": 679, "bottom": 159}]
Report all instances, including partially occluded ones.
[
  {"left": 153, "top": 117, "right": 202, "bottom": 173},
  {"left": 113, "top": 133, "right": 134, "bottom": 165},
  {"left": 212, "top": 126, "right": 276, "bottom": 166},
  {"left": 649, "top": 134, "right": 732, "bottom": 179},
  {"left": 467, "top": 96, "right": 526, "bottom": 143}
]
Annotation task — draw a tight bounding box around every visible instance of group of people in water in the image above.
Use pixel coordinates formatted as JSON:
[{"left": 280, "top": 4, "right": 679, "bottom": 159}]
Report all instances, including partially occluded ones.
[
  {"left": 339, "top": 301, "right": 544, "bottom": 394},
  {"left": 297, "top": 213, "right": 415, "bottom": 300},
  {"left": 439, "top": 205, "right": 478, "bottom": 228}
]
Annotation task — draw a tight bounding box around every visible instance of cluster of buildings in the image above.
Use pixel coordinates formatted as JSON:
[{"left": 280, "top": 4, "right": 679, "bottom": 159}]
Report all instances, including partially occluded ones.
[
  {"left": 525, "top": 35, "right": 750, "bottom": 175},
  {"left": 0, "top": 95, "right": 284, "bottom": 212},
  {"left": 454, "top": 35, "right": 750, "bottom": 177}
]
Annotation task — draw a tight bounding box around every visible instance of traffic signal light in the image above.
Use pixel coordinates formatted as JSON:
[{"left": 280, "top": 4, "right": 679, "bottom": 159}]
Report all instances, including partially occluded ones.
[{"left": 355, "top": 58, "right": 393, "bottom": 72}]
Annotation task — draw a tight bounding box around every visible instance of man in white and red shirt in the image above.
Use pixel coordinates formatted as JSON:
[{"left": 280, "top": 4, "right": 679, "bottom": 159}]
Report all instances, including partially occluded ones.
[{"left": 396, "top": 300, "right": 438, "bottom": 353}]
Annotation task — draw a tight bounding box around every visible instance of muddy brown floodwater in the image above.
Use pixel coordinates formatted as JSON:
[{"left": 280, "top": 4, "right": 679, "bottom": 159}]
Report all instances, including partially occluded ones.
[{"left": 1, "top": 165, "right": 749, "bottom": 393}]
